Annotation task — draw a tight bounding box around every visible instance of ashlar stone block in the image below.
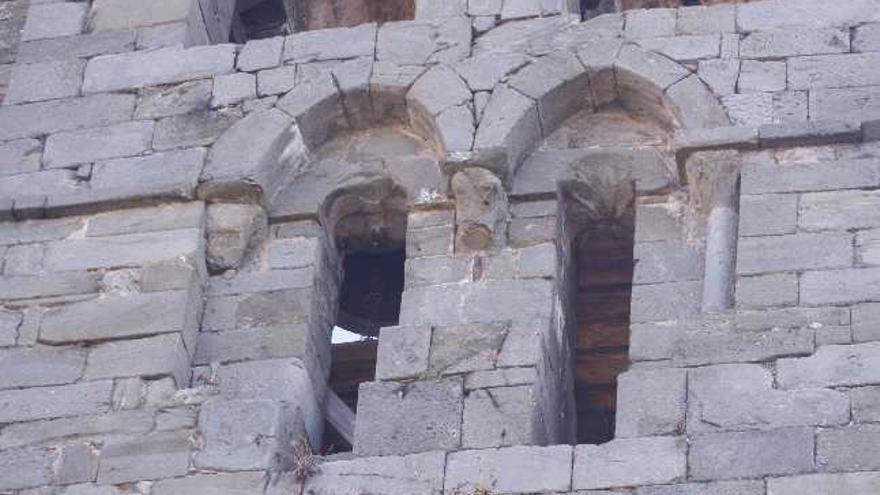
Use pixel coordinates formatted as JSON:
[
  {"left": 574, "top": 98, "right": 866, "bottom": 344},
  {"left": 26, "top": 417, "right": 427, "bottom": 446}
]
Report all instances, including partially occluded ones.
[
  {"left": 0, "top": 446, "right": 55, "bottom": 491},
  {"left": 89, "top": 0, "right": 196, "bottom": 32},
  {"left": 97, "top": 431, "right": 191, "bottom": 484},
  {"left": 736, "top": 232, "right": 853, "bottom": 275},
  {"left": 817, "top": 424, "right": 880, "bottom": 472},
  {"left": 43, "top": 121, "right": 154, "bottom": 168},
  {"left": 83, "top": 333, "right": 191, "bottom": 386},
  {"left": 769, "top": 472, "right": 880, "bottom": 495},
  {"left": 462, "top": 385, "right": 541, "bottom": 449},
  {"left": 0, "top": 346, "right": 86, "bottom": 390},
  {"left": 5, "top": 59, "right": 85, "bottom": 105},
  {"left": 637, "top": 480, "right": 765, "bottom": 495},
  {"left": 0, "top": 93, "right": 135, "bottom": 141},
  {"left": 295, "top": 451, "right": 445, "bottom": 495},
  {"left": 616, "top": 367, "right": 686, "bottom": 438},
  {"left": 83, "top": 45, "right": 235, "bottom": 93},
  {"left": 237, "top": 36, "right": 283, "bottom": 72},
  {"left": 212, "top": 72, "right": 256, "bottom": 107},
  {"left": 688, "top": 364, "right": 849, "bottom": 433},
  {"left": 22, "top": 3, "right": 86, "bottom": 42},
  {"left": 195, "top": 398, "right": 299, "bottom": 471},
  {"left": 689, "top": 428, "right": 814, "bottom": 480},
  {"left": 573, "top": 437, "right": 686, "bottom": 490},
  {"left": 376, "top": 325, "right": 431, "bottom": 380},
  {"left": 800, "top": 268, "right": 880, "bottom": 305},
  {"left": 354, "top": 378, "right": 463, "bottom": 456},
  {"left": 778, "top": 342, "right": 880, "bottom": 389},
  {"left": 446, "top": 445, "right": 572, "bottom": 494},
  {"left": 0, "top": 380, "right": 112, "bottom": 423},
  {"left": 153, "top": 472, "right": 267, "bottom": 495},
  {"left": 40, "top": 289, "right": 200, "bottom": 345}
]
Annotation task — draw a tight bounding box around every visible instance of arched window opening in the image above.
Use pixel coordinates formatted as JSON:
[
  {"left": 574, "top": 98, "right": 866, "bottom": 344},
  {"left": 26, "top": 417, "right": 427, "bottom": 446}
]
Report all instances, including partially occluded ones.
[{"left": 320, "top": 181, "right": 408, "bottom": 454}]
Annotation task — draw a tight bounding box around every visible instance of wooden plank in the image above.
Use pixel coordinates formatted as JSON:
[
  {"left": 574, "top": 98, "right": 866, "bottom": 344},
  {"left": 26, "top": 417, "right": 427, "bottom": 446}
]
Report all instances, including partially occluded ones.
[{"left": 325, "top": 389, "right": 356, "bottom": 445}]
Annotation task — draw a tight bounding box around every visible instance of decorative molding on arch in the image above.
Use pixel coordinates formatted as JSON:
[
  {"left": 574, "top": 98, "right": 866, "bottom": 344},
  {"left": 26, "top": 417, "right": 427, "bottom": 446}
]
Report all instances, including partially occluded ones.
[{"left": 470, "top": 43, "right": 731, "bottom": 182}]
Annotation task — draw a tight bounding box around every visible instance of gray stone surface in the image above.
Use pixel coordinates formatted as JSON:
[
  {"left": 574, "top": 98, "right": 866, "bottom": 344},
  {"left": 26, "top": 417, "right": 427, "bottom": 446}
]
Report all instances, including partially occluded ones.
[
  {"left": 44, "top": 121, "right": 154, "bottom": 168},
  {"left": 153, "top": 109, "right": 240, "bottom": 151},
  {"left": 0, "top": 446, "right": 55, "bottom": 491},
  {"left": 636, "top": 481, "right": 765, "bottom": 495},
  {"left": 677, "top": 4, "right": 735, "bottom": 34},
  {"left": 153, "top": 472, "right": 267, "bottom": 495},
  {"left": 212, "top": 72, "right": 255, "bottom": 107},
  {"left": 817, "top": 424, "right": 880, "bottom": 472},
  {"left": 0, "top": 138, "right": 41, "bottom": 176},
  {"left": 238, "top": 36, "right": 283, "bottom": 72},
  {"left": 0, "top": 93, "right": 135, "bottom": 141},
  {"left": 376, "top": 325, "right": 431, "bottom": 380},
  {"left": 768, "top": 472, "right": 880, "bottom": 495},
  {"left": 0, "top": 347, "right": 86, "bottom": 390},
  {"left": 722, "top": 91, "right": 807, "bottom": 127},
  {"left": 196, "top": 398, "right": 298, "bottom": 471},
  {"left": 22, "top": 2, "right": 86, "bottom": 41},
  {"left": 291, "top": 452, "right": 445, "bottom": 495},
  {"left": 791, "top": 52, "right": 880, "bottom": 89},
  {"left": 97, "top": 431, "right": 191, "bottom": 484},
  {"left": 799, "top": 190, "right": 880, "bottom": 231},
  {"left": 738, "top": 60, "right": 786, "bottom": 92},
  {"left": 737, "top": 0, "right": 876, "bottom": 32},
  {"left": 616, "top": 368, "right": 686, "bottom": 438},
  {"left": 573, "top": 437, "right": 686, "bottom": 490},
  {"left": 354, "top": 378, "right": 463, "bottom": 456},
  {"left": 739, "top": 193, "right": 798, "bottom": 236},
  {"left": 736, "top": 273, "right": 798, "bottom": 308},
  {"left": 18, "top": 30, "right": 136, "bottom": 63},
  {"left": 801, "top": 268, "right": 880, "bottom": 305},
  {"left": 83, "top": 45, "right": 235, "bottom": 93},
  {"left": 88, "top": 0, "right": 194, "bottom": 32},
  {"left": 690, "top": 428, "right": 814, "bottom": 480},
  {"left": 6, "top": 59, "right": 85, "bottom": 104},
  {"left": 462, "top": 385, "right": 539, "bottom": 448},
  {"left": 0, "top": 380, "right": 112, "bottom": 423},
  {"left": 83, "top": 333, "right": 190, "bottom": 386},
  {"left": 778, "top": 342, "right": 880, "bottom": 389},
  {"left": 284, "top": 23, "right": 376, "bottom": 63},
  {"left": 446, "top": 445, "right": 572, "bottom": 494},
  {"left": 742, "top": 27, "right": 849, "bottom": 58},
  {"left": 135, "top": 79, "right": 211, "bottom": 119},
  {"left": 736, "top": 232, "right": 853, "bottom": 275},
  {"left": 688, "top": 364, "right": 849, "bottom": 432},
  {"left": 854, "top": 303, "right": 880, "bottom": 342}
]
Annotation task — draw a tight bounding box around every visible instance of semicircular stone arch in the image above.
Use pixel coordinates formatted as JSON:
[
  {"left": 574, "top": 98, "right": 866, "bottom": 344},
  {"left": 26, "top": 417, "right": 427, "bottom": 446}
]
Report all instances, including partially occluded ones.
[{"left": 473, "top": 43, "right": 731, "bottom": 182}]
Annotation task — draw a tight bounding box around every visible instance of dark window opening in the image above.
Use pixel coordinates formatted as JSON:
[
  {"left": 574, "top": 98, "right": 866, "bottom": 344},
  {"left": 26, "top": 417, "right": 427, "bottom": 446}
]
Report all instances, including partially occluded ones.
[
  {"left": 572, "top": 214, "right": 635, "bottom": 444},
  {"left": 230, "top": 0, "right": 295, "bottom": 41},
  {"left": 293, "top": 0, "right": 415, "bottom": 32},
  {"left": 321, "top": 185, "right": 407, "bottom": 454}
]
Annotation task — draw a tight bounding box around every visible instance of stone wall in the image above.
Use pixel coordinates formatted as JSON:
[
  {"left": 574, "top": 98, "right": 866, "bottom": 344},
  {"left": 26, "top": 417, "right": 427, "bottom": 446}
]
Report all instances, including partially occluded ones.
[{"left": 2, "top": 0, "right": 880, "bottom": 494}]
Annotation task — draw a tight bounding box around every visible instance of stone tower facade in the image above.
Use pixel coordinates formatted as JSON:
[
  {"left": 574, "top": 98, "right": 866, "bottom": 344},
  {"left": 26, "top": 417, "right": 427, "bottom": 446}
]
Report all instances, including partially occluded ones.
[{"left": 1, "top": 0, "right": 880, "bottom": 493}]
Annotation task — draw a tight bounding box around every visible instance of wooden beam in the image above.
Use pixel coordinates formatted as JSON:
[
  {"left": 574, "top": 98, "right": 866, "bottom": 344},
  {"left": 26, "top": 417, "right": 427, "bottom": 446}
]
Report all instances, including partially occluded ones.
[{"left": 325, "top": 390, "right": 355, "bottom": 446}]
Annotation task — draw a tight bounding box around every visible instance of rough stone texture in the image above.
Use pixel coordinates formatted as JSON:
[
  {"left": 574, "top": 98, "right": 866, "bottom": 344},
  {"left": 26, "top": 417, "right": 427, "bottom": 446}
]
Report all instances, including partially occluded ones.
[
  {"left": 83, "top": 45, "right": 235, "bottom": 93},
  {"left": 446, "top": 445, "right": 572, "bottom": 494},
  {"left": 615, "top": 368, "right": 686, "bottom": 437},
  {"left": 777, "top": 342, "right": 880, "bottom": 389},
  {"left": 354, "top": 378, "right": 463, "bottom": 456},
  {"left": 769, "top": 472, "right": 880, "bottom": 495},
  {"left": 689, "top": 429, "right": 815, "bottom": 480},
  {"left": 573, "top": 437, "right": 687, "bottom": 490}
]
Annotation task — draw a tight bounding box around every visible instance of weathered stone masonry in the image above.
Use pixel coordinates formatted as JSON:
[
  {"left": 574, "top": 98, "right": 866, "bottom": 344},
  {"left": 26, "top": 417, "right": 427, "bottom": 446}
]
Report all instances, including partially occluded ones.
[{"left": 2, "top": 0, "right": 880, "bottom": 493}]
